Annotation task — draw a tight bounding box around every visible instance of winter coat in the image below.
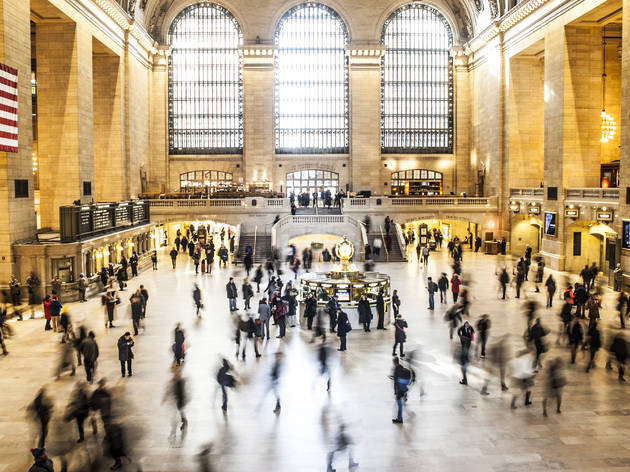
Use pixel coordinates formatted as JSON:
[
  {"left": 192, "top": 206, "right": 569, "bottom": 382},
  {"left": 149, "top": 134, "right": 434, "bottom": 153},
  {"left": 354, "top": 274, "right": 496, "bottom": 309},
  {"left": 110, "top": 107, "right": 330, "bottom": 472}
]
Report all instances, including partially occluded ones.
[
  {"left": 336, "top": 311, "right": 350, "bottom": 336},
  {"left": 358, "top": 299, "right": 373, "bottom": 323},
  {"left": 29, "top": 458, "right": 54, "bottom": 472},
  {"left": 80, "top": 337, "right": 99, "bottom": 363},
  {"left": 43, "top": 300, "right": 51, "bottom": 320},
  {"left": 226, "top": 282, "right": 238, "bottom": 299},
  {"left": 394, "top": 318, "right": 408, "bottom": 342},
  {"left": 242, "top": 283, "right": 254, "bottom": 300},
  {"left": 173, "top": 328, "right": 185, "bottom": 359},
  {"left": 304, "top": 297, "right": 317, "bottom": 318},
  {"left": 49, "top": 298, "right": 62, "bottom": 317},
  {"left": 451, "top": 277, "right": 461, "bottom": 293},
  {"left": 258, "top": 302, "right": 271, "bottom": 322},
  {"left": 438, "top": 276, "right": 449, "bottom": 291},
  {"left": 117, "top": 336, "right": 134, "bottom": 362}
]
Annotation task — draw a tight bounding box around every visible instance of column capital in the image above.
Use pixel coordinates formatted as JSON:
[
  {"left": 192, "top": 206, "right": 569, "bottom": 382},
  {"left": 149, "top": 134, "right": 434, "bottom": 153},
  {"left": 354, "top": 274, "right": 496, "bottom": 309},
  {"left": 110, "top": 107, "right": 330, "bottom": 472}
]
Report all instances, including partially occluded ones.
[
  {"left": 345, "top": 45, "right": 385, "bottom": 68},
  {"left": 152, "top": 45, "right": 170, "bottom": 71},
  {"left": 239, "top": 45, "right": 277, "bottom": 69}
]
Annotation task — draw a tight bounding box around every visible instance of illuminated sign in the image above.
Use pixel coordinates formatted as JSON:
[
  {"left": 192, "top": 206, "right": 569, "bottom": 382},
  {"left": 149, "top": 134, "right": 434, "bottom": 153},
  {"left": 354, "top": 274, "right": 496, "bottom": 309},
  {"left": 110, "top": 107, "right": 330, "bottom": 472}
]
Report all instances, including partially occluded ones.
[
  {"left": 596, "top": 211, "right": 613, "bottom": 222},
  {"left": 528, "top": 206, "right": 541, "bottom": 214},
  {"left": 564, "top": 209, "right": 579, "bottom": 218}
]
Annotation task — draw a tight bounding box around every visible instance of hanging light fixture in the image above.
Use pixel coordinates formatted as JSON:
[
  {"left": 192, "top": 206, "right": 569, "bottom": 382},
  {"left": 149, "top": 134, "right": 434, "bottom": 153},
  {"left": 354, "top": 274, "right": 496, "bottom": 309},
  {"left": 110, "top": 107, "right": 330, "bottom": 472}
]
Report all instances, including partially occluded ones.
[{"left": 600, "top": 29, "right": 617, "bottom": 143}]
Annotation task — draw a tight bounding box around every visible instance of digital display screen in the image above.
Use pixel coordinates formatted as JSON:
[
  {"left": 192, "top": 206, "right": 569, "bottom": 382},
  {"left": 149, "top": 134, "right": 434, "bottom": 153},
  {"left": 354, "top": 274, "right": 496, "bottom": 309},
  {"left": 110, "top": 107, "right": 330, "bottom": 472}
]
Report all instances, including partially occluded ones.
[
  {"left": 623, "top": 221, "right": 630, "bottom": 250},
  {"left": 335, "top": 289, "right": 350, "bottom": 302},
  {"left": 544, "top": 212, "right": 557, "bottom": 236}
]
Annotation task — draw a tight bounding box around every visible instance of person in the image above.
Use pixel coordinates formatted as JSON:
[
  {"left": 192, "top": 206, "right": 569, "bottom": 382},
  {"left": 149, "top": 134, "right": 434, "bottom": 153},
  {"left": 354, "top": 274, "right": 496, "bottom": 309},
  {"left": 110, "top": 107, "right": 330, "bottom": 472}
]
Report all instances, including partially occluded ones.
[
  {"left": 253, "top": 265, "right": 263, "bottom": 293},
  {"left": 438, "top": 273, "right": 449, "bottom": 303},
  {"left": 78, "top": 273, "right": 88, "bottom": 302},
  {"left": 193, "top": 250, "right": 200, "bottom": 274},
  {"left": 129, "top": 252, "right": 139, "bottom": 277},
  {"left": 422, "top": 246, "right": 429, "bottom": 265},
  {"left": 586, "top": 320, "right": 601, "bottom": 372},
  {"left": 89, "top": 378, "right": 112, "bottom": 430},
  {"left": 105, "top": 420, "right": 129, "bottom": 471},
  {"left": 528, "top": 318, "right": 549, "bottom": 370},
  {"left": 542, "top": 358, "right": 566, "bottom": 417},
  {"left": 589, "top": 262, "right": 598, "bottom": 289},
  {"left": 140, "top": 285, "right": 149, "bottom": 317},
  {"left": 392, "top": 289, "right": 400, "bottom": 317},
  {"left": 391, "top": 356, "right": 412, "bottom": 424},
  {"left": 475, "top": 236, "right": 482, "bottom": 252},
  {"left": 116, "top": 266, "right": 125, "bottom": 291},
  {"left": 326, "top": 295, "right": 340, "bottom": 333},
  {"left": 65, "top": 382, "right": 90, "bottom": 443},
  {"left": 451, "top": 274, "right": 461, "bottom": 303},
  {"left": 568, "top": 317, "right": 584, "bottom": 364},
  {"left": 170, "top": 247, "right": 178, "bottom": 269},
  {"left": 376, "top": 289, "right": 385, "bottom": 329},
  {"left": 226, "top": 277, "right": 238, "bottom": 311},
  {"left": 445, "top": 303, "right": 463, "bottom": 340},
  {"left": 457, "top": 320, "right": 475, "bottom": 385},
  {"left": 336, "top": 309, "right": 350, "bottom": 351},
  {"left": 545, "top": 275, "right": 556, "bottom": 308},
  {"left": 535, "top": 257, "right": 545, "bottom": 287},
  {"left": 117, "top": 332, "right": 134, "bottom": 378},
  {"left": 49, "top": 294, "right": 62, "bottom": 332},
  {"left": 326, "top": 423, "right": 358, "bottom": 472},
  {"left": 244, "top": 252, "right": 253, "bottom": 277},
  {"left": 218, "top": 244, "right": 229, "bottom": 268},
  {"left": 476, "top": 314, "right": 490, "bottom": 358},
  {"left": 606, "top": 334, "right": 628, "bottom": 382},
  {"left": 427, "top": 277, "right": 438, "bottom": 310},
  {"left": 373, "top": 237, "right": 382, "bottom": 256},
  {"left": 80, "top": 331, "right": 99, "bottom": 383},
  {"left": 304, "top": 292, "right": 317, "bottom": 330},
  {"left": 173, "top": 323, "right": 185, "bottom": 366},
  {"left": 510, "top": 351, "right": 536, "bottom": 409},
  {"left": 270, "top": 352, "right": 284, "bottom": 413},
  {"left": 0, "top": 309, "right": 8, "bottom": 355},
  {"left": 617, "top": 291, "right": 628, "bottom": 329},
  {"left": 258, "top": 297, "right": 271, "bottom": 340},
  {"left": 164, "top": 368, "right": 188, "bottom": 435},
  {"left": 574, "top": 283, "right": 588, "bottom": 318},
  {"left": 498, "top": 268, "right": 509, "bottom": 300},
  {"left": 587, "top": 292, "right": 601, "bottom": 325},
  {"left": 515, "top": 265, "right": 525, "bottom": 299},
  {"left": 317, "top": 339, "right": 332, "bottom": 392},
  {"left": 100, "top": 267, "right": 109, "bottom": 291},
  {"left": 271, "top": 292, "right": 287, "bottom": 338},
  {"left": 242, "top": 278, "right": 254, "bottom": 311},
  {"left": 393, "top": 314, "right": 408, "bottom": 357},
  {"left": 358, "top": 295, "right": 372, "bottom": 332},
  {"left": 29, "top": 389, "right": 52, "bottom": 448},
  {"left": 151, "top": 250, "right": 158, "bottom": 270},
  {"left": 217, "top": 358, "right": 236, "bottom": 411},
  {"left": 51, "top": 276, "right": 62, "bottom": 302},
  {"left": 104, "top": 291, "right": 117, "bottom": 328},
  {"left": 174, "top": 236, "right": 181, "bottom": 252},
  {"left": 192, "top": 283, "right": 203, "bottom": 317},
  {"left": 43, "top": 295, "right": 52, "bottom": 331},
  {"left": 129, "top": 290, "right": 144, "bottom": 336},
  {"left": 28, "top": 447, "right": 54, "bottom": 472}
]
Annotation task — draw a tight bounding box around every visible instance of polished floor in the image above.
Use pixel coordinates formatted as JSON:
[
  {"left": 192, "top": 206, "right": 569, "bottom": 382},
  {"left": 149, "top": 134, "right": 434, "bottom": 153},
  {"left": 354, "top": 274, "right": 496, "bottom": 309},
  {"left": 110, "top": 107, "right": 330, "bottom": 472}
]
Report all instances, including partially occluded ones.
[{"left": 2, "top": 247, "right": 630, "bottom": 471}]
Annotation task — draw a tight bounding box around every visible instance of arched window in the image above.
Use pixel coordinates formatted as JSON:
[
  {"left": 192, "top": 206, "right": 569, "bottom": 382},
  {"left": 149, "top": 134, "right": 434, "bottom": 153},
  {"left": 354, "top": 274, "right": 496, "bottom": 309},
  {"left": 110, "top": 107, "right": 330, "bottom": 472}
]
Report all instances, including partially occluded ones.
[
  {"left": 168, "top": 3, "right": 243, "bottom": 154},
  {"left": 381, "top": 4, "right": 453, "bottom": 153},
  {"left": 286, "top": 169, "right": 339, "bottom": 196},
  {"left": 391, "top": 169, "right": 443, "bottom": 195},
  {"left": 274, "top": 4, "right": 349, "bottom": 154}
]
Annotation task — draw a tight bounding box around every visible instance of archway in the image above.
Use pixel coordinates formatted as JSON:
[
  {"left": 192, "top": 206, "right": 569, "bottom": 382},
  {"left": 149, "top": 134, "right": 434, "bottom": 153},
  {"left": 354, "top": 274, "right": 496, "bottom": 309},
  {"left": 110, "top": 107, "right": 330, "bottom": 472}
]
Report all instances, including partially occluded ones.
[
  {"left": 289, "top": 234, "right": 344, "bottom": 263},
  {"left": 286, "top": 169, "right": 340, "bottom": 197},
  {"left": 510, "top": 214, "right": 542, "bottom": 257},
  {"left": 564, "top": 220, "right": 616, "bottom": 275}
]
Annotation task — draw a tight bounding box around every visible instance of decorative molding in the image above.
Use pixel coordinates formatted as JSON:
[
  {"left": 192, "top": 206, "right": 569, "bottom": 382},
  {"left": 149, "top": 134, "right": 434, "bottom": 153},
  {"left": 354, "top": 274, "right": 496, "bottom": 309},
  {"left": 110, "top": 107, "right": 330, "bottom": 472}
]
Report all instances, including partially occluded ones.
[
  {"left": 346, "top": 45, "right": 385, "bottom": 68},
  {"left": 239, "top": 45, "right": 276, "bottom": 69}
]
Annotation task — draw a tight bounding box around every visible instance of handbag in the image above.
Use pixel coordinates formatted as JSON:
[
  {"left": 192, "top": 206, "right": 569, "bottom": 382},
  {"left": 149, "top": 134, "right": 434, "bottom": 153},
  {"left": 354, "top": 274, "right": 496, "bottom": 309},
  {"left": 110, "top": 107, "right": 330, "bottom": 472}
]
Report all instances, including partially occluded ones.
[{"left": 345, "top": 321, "right": 352, "bottom": 332}]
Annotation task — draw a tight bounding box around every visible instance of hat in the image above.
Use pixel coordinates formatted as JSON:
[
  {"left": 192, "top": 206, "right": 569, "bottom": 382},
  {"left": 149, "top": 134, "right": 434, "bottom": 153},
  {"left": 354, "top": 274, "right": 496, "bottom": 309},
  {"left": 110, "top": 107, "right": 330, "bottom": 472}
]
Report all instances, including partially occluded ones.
[{"left": 30, "top": 448, "right": 45, "bottom": 459}]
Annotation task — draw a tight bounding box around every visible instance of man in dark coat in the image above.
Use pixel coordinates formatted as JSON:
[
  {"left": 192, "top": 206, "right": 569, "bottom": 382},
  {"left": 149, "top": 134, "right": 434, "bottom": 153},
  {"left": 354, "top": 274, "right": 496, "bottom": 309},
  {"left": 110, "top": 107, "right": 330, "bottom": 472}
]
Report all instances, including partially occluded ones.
[
  {"left": 358, "top": 295, "right": 372, "bottom": 332},
  {"left": 226, "top": 277, "right": 238, "bottom": 311},
  {"left": 29, "top": 389, "right": 52, "bottom": 448},
  {"left": 393, "top": 314, "right": 407, "bottom": 357},
  {"left": 80, "top": 331, "right": 99, "bottom": 383},
  {"left": 173, "top": 323, "right": 185, "bottom": 366},
  {"left": 574, "top": 283, "right": 588, "bottom": 318},
  {"left": 28, "top": 448, "right": 54, "bottom": 472},
  {"left": 376, "top": 290, "right": 386, "bottom": 329},
  {"left": 65, "top": 383, "right": 90, "bottom": 442},
  {"left": 326, "top": 296, "right": 339, "bottom": 333},
  {"left": 129, "top": 290, "right": 144, "bottom": 336},
  {"left": 529, "top": 318, "right": 549, "bottom": 370},
  {"left": 304, "top": 293, "right": 317, "bottom": 330},
  {"left": 438, "top": 273, "right": 449, "bottom": 303},
  {"left": 170, "top": 247, "right": 178, "bottom": 269},
  {"left": 117, "top": 332, "right": 134, "bottom": 378},
  {"left": 336, "top": 309, "right": 350, "bottom": 351},
  {"left": 129, "top": 252, "right": 139, "bottom": 277}
]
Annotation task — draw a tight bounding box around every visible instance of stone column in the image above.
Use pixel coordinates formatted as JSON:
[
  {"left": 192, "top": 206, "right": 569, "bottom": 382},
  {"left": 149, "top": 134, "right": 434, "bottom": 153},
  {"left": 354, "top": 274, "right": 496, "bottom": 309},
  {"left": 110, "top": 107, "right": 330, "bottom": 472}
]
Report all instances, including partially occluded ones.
[
  {"left": 149, "top": 46, "right": 169, "bottom": 193},
  {"left": 93, "top": 47, "right": 123, "bottom": 202},
  {"left": 452, "top": 48, "right": 473, "bottom": 195},
  {"left": 0, "top": 0, "right": 36, "bottom": 280},
  {"left": 619, "top": 0, "right": 630, "bottom": 272},
  {"left": 541, "top": 26, "right": 602, "bottom": 270},
  {"left": 347, "top": 46, "right": 384, "bottom": 195},
  {"left": 241, "top": 46, "right": 275, "bottom": 186},
  {"left": 37, "top": 22, "right": 94, "bottom": 229}
]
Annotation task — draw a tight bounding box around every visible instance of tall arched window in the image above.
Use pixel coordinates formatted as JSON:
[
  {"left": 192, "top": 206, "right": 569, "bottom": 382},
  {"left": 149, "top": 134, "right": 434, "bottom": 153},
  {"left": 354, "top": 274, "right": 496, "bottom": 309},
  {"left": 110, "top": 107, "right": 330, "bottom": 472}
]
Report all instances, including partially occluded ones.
[
  {"left": 274, "top": 4, "right": 349, "bottom": 154},
  {"left": 381, "top": 4, "right": 453, "bottom": 153},
  {"left": 168, "top": 3, "right": 243, "bottom": 154}
]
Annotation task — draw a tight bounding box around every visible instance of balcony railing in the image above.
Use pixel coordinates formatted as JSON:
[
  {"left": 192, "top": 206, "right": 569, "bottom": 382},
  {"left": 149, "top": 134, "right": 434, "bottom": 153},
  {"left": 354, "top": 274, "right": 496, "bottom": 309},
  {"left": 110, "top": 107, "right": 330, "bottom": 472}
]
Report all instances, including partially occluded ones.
[
  {"left": 565, "top": 188, "right": 619, "bottom": 202},
  {"left": 510, "top": 188, "right": 544, "bottom": 199}
]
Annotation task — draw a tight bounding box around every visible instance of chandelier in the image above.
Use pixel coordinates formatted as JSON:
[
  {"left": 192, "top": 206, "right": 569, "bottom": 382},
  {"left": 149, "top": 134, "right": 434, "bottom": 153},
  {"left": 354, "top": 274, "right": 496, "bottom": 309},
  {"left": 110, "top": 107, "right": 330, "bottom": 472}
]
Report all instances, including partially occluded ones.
[{"left": 600, "top": 31, "right": 617, "bottom": 144}]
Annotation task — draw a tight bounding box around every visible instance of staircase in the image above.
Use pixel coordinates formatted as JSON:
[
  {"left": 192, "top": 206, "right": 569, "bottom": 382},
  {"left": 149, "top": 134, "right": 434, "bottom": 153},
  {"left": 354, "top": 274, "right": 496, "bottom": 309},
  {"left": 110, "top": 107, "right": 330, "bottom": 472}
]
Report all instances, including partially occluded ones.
[
  {"left": 294, "top": 207, "right": 342, "bottom": 215},
  {"left": 366, "top": 232, "right": 405, "bottom": 262},
  {"left": 236, "top": 234, "right": 272, "bottom": 264}
]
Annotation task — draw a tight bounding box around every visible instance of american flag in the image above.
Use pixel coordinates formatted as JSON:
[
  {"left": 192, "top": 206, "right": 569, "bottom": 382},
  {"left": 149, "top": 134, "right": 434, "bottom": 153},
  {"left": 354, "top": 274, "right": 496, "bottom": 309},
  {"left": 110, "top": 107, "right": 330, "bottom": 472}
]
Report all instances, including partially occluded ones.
[{"left": 0, "top": 63, "right": 18, "bottom": 153}]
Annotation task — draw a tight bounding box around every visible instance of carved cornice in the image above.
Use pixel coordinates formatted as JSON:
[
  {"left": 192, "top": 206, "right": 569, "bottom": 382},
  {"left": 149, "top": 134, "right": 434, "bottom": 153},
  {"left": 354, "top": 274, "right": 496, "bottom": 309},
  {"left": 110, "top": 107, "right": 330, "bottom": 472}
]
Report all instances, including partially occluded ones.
[{"left": 238, "top": 45, "right": 276, "bottom": 69}]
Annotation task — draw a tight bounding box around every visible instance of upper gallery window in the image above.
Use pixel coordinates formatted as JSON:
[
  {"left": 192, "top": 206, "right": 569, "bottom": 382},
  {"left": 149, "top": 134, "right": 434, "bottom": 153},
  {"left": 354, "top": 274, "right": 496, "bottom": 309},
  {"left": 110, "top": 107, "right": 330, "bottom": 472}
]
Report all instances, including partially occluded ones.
[
  {"left": 381, "top": 4, "right": 453, "bottom": 153},
  {"left": 168, "top": 3, "right": 243, "bottom": 154},
  {"left": 274, "top": 3, "right": 349, "bottom": 154}
]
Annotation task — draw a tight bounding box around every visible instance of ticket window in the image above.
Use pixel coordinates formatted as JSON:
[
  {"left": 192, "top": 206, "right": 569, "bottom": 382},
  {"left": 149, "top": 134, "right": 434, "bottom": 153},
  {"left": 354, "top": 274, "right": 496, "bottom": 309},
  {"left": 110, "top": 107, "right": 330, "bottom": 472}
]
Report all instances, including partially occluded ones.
[{"left": 52, "top": 257, "right": 75, "bottom": 283}]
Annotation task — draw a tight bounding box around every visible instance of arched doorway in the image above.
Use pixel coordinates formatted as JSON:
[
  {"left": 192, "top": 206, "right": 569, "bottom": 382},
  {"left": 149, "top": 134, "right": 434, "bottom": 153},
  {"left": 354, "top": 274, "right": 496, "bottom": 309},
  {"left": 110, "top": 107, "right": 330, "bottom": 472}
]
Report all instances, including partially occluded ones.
[
  {"left": 286, "top": 169, "right": 339, "bottom": 197},
  {"left": 564, "top": 220, "right": 616, "bottom": 275},
  {"left": 510, "top": 214, "right": 542, "bottom": 256},
  {"left": 179, "top": 170, "right": 234, "bottom": 193}
]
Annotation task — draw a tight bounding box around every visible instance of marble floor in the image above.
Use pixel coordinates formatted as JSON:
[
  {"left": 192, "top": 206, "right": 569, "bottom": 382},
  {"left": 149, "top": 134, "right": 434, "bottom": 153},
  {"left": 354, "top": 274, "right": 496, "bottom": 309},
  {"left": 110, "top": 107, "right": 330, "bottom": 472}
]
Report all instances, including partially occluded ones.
[{"left": 2, "top": 247, "right": 630, "bottom": 472}]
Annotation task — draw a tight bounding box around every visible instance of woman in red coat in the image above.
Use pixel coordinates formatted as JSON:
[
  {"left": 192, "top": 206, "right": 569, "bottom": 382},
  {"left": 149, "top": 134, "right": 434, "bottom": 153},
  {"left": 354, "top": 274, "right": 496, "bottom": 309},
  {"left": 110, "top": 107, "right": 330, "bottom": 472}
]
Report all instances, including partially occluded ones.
[{"left": 43, "top": 295, "right": 51, "bottom": 331}]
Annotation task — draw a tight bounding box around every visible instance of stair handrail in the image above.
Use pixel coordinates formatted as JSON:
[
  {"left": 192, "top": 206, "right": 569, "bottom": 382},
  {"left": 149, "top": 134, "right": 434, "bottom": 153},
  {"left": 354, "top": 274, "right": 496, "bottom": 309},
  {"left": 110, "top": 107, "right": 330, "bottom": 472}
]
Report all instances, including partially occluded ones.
[
  {"left": 379, "top": 224, "right": 390, "bottom": 261},
  {"left": 359, "top": 221, "right": 368, "bottom": 261},
  {"left": 253, "top": 226, "right": 258, "bottom": 258}
]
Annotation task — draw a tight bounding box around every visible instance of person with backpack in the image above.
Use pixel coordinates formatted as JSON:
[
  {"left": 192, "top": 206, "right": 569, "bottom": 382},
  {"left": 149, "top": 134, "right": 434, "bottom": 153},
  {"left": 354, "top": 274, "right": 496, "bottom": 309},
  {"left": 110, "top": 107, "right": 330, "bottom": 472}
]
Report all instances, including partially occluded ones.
[
  {"left": 391, "top": 356, "right": 412, "bottom": 424},
  {"left": 393, "top": 314, "right": 408, "bottom": 357},
  {"left": 427, "top": 277, "right": 438, "bottom": 310}
]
